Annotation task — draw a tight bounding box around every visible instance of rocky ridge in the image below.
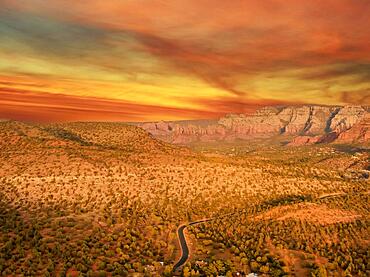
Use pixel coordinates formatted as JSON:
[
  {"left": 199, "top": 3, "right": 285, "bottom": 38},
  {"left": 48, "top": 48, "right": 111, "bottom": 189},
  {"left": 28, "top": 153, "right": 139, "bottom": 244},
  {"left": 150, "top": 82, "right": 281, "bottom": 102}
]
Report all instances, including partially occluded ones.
[
  {"left": 336, "top": 113, "right": 370, "bottom": 143},
  {"left": 139, "top": 105, "right": 369, "bottom": 145}
]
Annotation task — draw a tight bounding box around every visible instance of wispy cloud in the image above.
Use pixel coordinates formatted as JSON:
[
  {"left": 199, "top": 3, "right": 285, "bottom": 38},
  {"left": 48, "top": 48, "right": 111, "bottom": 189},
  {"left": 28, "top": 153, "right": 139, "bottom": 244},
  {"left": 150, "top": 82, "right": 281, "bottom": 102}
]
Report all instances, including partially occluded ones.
[
  {"left": 0, "top": 0, "right": 369, "bottom": 122},
  {"left": 0, "top": 88, "right": 224, "bottom": 122}
]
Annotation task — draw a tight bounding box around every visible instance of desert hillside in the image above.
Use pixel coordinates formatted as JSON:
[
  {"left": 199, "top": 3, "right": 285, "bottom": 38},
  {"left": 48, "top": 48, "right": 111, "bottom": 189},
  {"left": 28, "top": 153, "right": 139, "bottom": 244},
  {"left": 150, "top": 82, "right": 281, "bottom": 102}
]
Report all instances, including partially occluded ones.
[
  {"left": 0, "top": 121, "right": 369, "bottom": 276},
  {"left": 0, "top": 121, "right": 185, "bottom": 177}
]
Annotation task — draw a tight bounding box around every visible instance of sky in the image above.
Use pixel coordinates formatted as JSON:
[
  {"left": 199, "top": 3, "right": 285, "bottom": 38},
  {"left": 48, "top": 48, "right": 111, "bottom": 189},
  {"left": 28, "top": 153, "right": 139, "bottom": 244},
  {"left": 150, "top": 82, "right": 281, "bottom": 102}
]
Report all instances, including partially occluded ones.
[{"left": 0, "top": 0, "right": 369, "bottom": 122}]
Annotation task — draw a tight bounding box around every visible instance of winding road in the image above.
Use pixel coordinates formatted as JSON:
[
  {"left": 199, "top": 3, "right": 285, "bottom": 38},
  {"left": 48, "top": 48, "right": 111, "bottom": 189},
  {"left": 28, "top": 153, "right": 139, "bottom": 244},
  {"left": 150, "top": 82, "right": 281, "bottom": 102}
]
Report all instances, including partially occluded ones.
[
  {"left": 172, "top": 192, "right": 358, "bottom": 271},
  {"left": 172, "top": 213, "right": 237, "bottom": 271},
  {"left": 173, "top": 219, "right": 212, "bottom": 270}
]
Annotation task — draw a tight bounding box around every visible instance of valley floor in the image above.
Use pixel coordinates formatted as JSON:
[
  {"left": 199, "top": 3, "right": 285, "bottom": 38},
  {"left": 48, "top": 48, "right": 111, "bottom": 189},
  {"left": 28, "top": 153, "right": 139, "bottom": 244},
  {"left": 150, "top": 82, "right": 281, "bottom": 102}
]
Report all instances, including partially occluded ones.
[{"left": 0, "top": 121, "right": 369, "bottom": 276}]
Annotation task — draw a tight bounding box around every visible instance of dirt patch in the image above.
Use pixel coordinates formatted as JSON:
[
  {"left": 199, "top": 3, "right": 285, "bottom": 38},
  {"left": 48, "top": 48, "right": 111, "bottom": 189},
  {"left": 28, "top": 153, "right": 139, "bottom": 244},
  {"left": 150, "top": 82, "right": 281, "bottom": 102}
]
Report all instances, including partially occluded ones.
[
  {"left": 257, "top": 203, "right": 361, "bottom": 225},
  {"left": 267, "top": 239, "right": 328, "bottom": 276}
]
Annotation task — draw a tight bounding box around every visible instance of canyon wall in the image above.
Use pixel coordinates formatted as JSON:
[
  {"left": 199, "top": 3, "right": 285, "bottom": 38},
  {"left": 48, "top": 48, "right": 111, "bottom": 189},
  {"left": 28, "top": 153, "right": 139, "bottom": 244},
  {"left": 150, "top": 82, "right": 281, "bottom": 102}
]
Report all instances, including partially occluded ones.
[{"left": 139, "top": 105, "right": 369, "bottom": 145}]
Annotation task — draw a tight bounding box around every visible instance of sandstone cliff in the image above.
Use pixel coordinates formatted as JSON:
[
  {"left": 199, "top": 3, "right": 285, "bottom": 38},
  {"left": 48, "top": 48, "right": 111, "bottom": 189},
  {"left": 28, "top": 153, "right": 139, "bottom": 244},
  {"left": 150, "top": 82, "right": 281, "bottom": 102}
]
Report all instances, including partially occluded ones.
[
  {"left": 138, "top": 105, "right": 369, "bottom": 145},
  {"left": 335, "top": 113, "right": 370, "bottom": 143}
]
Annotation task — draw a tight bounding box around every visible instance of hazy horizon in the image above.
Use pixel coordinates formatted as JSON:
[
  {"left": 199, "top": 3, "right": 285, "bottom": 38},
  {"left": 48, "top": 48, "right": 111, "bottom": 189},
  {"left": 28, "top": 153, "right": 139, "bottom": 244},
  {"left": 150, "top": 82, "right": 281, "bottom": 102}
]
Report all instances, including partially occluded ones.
[{"left": 1, "top": 102, "right": 369, "bottom": 124}]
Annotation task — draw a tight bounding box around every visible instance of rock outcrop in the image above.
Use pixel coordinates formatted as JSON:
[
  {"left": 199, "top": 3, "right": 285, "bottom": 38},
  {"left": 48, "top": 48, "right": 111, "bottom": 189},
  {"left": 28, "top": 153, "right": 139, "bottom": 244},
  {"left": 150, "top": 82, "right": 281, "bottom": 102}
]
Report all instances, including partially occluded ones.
[
  {"left": 336, "top": 113, "right": 370, "bottom": 143},
  {"left": 287, "top": 135, "right": 322, "bottom": 146},
  {"left": 138, "top": 105, "right": 369, "bottom": 145},
  {"left": 329, "top": 106, "right": 366, "bottom": 133}
]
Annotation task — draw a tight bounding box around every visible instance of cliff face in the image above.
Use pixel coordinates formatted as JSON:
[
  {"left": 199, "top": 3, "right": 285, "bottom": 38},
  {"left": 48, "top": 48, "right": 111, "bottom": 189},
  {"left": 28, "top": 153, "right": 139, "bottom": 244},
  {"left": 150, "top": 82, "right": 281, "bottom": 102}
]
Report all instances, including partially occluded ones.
[
  {"left": 139, "top": 105, "right": 369, "bottom": 145},
  {"left": 217, "top": 105, "right": 343, "bottom": 136},
  {"left": 329, "top": 106, "right": 366, "bottom": 132},
  {"left": 336, "top": 113, "right": 370, "bottom": 143}
]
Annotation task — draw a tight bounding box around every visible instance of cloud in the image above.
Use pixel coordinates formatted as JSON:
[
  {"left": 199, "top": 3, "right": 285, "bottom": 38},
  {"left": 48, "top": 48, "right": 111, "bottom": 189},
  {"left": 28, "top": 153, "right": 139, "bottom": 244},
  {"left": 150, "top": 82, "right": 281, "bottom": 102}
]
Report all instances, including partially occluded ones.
[
  {"left": 0, "top": 86, "right": 302, "bottom": 122},
  {"left": 0, "top": 10, "right": 158, "bottom": 77},
  {"left": 340, "top": 90, "right": 370, "bottom": 105},
  {"left": 0, "top": 88, "right": 227, "bottom": 122},
  {"left": 0, "top": 0, "right": 369, "bottom": 121},
  {"left": 299, "top": 63, "right": 370, "bottom": 83},
  {"left": 189, "top": 96, "right": 302, "bottom": 115}
]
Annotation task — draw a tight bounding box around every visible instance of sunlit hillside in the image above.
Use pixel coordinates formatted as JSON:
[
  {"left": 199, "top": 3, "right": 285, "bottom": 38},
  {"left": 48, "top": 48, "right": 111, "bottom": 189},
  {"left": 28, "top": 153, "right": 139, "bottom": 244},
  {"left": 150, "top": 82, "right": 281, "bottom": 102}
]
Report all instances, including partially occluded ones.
[{"left": 0, "top": 122, "right": 368, "bottom": 276}]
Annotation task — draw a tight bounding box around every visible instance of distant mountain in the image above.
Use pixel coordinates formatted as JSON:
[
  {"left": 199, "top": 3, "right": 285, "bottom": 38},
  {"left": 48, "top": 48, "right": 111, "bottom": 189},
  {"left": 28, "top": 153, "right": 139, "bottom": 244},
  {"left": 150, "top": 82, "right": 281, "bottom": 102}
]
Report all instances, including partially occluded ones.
[{"left": 138, "top": 105, "right": 370, "bottom": 145}]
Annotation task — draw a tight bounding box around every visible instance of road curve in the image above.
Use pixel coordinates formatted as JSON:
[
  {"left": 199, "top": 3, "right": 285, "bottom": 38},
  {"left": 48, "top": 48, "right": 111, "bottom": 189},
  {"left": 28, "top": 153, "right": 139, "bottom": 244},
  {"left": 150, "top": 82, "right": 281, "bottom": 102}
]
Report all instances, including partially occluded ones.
[
  {"left": 172, "top": 193, "right": 356, "bottom": 271},
  {"left": 172, "top": 224, "right": 189, "bottom": 270},
  {"left": 173, "top": 215, "right": 235, "bottom": 271},
  {"left": 173, "top": 219, "right": 212, "bottom": 270}
]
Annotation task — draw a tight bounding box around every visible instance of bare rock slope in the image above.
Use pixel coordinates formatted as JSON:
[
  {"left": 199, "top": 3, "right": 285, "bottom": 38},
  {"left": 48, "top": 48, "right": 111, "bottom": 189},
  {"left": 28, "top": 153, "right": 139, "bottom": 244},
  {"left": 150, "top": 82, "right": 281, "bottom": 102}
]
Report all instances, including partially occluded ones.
[
  {"left": 139, "top": 105, "right": 369, "bottom": 145},
  {"left": 336, "top": 113, "right": 370, "bottom": 143}
]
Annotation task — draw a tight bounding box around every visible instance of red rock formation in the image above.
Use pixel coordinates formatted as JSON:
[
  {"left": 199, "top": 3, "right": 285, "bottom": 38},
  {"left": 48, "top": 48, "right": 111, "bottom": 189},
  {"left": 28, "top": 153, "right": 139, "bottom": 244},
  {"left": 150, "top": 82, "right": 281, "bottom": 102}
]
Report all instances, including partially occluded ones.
[
  {"left": 288, "top": 132, "right": 339, "bottom": 146},
  {"left": 336, "top": 114, "right": 370, "bottom": 143},
  {"left": 287, "top": 135, "right": 321, "bottom": 146},
  {"left": 329, "top": 105, "right": 366, "bottom": 133},
  {"left": 138, "top": 105, "right": 369, "bottom": 145}
]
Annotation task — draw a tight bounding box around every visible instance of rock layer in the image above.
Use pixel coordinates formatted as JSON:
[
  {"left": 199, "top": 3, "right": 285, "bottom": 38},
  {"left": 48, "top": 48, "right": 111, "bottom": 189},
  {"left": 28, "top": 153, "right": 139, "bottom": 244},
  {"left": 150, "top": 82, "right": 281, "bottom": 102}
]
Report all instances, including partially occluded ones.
[
  {"left": 336, "top": 113, "right": 370, "bottom": 143},
  {"left": 138, "top": 105, "right": 369, "bottom": 145}
]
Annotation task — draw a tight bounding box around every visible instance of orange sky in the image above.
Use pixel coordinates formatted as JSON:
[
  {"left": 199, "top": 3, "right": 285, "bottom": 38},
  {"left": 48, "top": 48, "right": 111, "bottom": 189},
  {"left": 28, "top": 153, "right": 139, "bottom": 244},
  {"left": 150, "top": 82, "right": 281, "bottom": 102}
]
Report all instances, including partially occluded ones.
[{"left": 0, "top": 0, "right": 369, "bottom": 122}]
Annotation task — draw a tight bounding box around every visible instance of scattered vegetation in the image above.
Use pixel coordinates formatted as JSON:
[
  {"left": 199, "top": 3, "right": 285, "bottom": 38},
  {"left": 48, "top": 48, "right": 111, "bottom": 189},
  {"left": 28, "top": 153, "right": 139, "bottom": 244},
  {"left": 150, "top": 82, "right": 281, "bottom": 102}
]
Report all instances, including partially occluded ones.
[{"left": 0, "top": 121, "right": 368, "bottom": 276}]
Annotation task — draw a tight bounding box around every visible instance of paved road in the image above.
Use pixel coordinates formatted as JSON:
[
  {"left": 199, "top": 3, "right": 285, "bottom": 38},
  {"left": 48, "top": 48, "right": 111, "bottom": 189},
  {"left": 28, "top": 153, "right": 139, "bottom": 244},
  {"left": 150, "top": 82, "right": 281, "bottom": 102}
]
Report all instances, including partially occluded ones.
[
  {"left": 173, "top": 219, "right": 212, "bottom": 270},
  {"left": 172, "top": 193, "right": 357, "bottom": 271},
  {"left": 173, "top": 224, "right": 189, "bottom": 270}
]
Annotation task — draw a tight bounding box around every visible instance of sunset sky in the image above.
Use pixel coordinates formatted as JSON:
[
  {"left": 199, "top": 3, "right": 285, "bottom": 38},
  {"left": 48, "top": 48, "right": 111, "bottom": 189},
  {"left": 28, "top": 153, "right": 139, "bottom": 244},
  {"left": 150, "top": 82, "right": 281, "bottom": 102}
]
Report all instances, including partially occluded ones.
[{"left": 0, "top": 0, "right": 369, "bottom": 122}]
